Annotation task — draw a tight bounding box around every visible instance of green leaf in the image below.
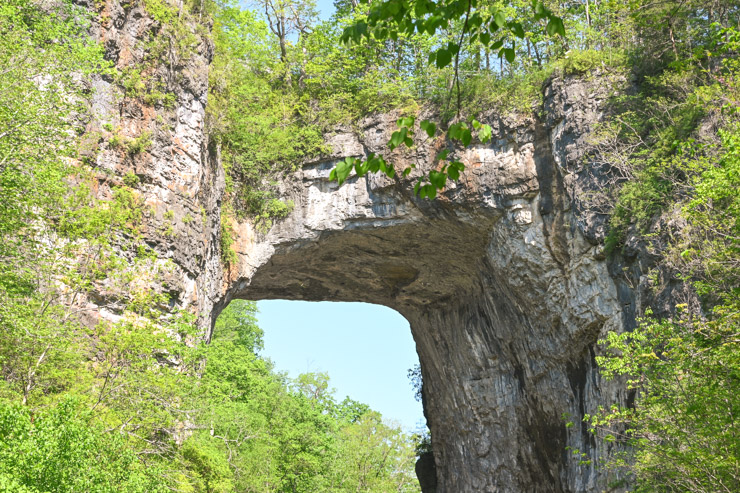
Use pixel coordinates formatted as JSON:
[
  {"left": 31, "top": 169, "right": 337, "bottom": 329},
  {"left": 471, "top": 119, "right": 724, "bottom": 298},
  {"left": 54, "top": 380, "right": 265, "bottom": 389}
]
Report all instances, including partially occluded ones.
[
  {"left": 426, "top": 15, "right": 441, "bottom": 34},
  {"left": 437, "top": 149, "right": 450, "bottom": 161},
  {"left": 355, "top": 21, "right": 368, "bottom": 39},
  {"left": 479, "top": 124, "right": 493, "bottom": 143},
  {"left": 366, "top": 153, "right": 379, "bottom": 173},
  {"left": 420, "top": 120, "right": 436, "bottom": 138},
  {"left": 355, "top": 159, "right": 370, "bottom": 176},
  {"left": 546, "top": 17, "right": 565, "bottom": 37},
  {"left": 402, "top": 167, "right": 412, "bottom": 177},
  {"left": 414, "top": 1, "right": 428, "bottom": 17},
  {"left": 494, "top": 11, "right": 506, "bottom": 29},
  {"left": 436, "top": 48, "right": 452, "bottom": 68},
  {"left": 448, "top": 122, "right": 467, "bottom": 141},
  {"left": 447, "top": 161, "right": 465, "bottom": 180},
  {"left": 429, "top": 170, "right": 447, "bottom": 189},
  {"left": 379, "top": 157, "right": 394, "bottom": 178},
  {"left": 533, "top": 1, "right": 548, "bottom": 17},
  {"left": 334, "top": 157, "right": 354, "bottom": 185},
  {"left": 398, "top": 116, "right": 415, "bottom": 128},
  {"left": 471, "top": 119, "right": 482, "bottom": 130},
  {"left": 480, "top": 31, "right": 491, "bottom": 46},
  {"left": 389, "top": 128, "right": 407, "bottom": 150},
  {"left": 510, "top": 22, "right": 525, "bottom": 39},
  {"left": 504, "top": 47, "right": 515, "bottom": 63},
  {"left": 461, "top": 128, "right": 472, "bottom": 147}
]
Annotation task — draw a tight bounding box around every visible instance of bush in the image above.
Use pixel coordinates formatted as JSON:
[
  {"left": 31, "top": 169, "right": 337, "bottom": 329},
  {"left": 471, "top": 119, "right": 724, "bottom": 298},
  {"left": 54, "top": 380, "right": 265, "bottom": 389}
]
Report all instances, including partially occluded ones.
[{"left": 555, "top": 49, "right": 627, "bottom": 75}]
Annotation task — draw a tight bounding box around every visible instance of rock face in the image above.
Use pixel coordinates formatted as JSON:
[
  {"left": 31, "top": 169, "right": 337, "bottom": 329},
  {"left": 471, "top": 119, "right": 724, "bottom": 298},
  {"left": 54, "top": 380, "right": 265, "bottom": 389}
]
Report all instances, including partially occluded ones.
[
  {"left": 77, "top": 0, "right": 223, "bottom": 331},
  {"left": 84, "top": 3, "right": 638, "bottom": 491}
]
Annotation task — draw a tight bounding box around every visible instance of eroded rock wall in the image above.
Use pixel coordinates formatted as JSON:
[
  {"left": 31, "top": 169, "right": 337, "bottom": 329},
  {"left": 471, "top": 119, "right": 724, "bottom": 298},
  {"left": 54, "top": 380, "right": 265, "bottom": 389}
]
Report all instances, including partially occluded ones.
[{"left": 78, "top": 0, "right": 225, "bottom": 330}]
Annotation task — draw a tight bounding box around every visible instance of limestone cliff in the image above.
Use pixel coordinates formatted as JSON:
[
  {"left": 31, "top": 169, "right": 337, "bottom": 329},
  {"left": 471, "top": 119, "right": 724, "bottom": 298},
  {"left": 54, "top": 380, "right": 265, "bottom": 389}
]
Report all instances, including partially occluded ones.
[{"left": 84, "top": 2, "right": 643, "bottom": 491}]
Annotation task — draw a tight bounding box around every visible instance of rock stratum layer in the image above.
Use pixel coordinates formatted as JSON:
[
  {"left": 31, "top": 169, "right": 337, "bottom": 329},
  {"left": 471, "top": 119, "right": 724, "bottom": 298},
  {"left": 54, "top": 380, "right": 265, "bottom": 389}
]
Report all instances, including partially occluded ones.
[{"left": 83, "top": 2, "right": 640, "bottom": 491}]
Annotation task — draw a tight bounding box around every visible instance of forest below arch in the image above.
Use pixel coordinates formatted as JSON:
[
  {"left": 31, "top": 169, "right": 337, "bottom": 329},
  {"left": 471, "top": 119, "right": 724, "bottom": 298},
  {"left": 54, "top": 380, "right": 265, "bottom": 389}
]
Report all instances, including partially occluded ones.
[{"left": 0, "top": 0, "right": 739, "bottom": 491}]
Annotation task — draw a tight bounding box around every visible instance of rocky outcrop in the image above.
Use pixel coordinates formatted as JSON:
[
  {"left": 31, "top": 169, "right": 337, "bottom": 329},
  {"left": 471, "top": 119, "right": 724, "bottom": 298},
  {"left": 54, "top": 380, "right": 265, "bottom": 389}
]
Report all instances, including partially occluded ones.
[
  {"left": 77, "top": 0, "right": 223, "bottom": 331},
  {"left": 82, "top": 2, "right": 640, "bottom": 491}
]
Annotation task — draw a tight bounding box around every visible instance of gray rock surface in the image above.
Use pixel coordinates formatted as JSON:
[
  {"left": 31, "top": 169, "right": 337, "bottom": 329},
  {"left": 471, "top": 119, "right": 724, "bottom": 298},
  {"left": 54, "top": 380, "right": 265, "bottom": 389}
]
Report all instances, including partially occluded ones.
[{"left": 83, "top": 3, "right": 640, "bottom": 491}]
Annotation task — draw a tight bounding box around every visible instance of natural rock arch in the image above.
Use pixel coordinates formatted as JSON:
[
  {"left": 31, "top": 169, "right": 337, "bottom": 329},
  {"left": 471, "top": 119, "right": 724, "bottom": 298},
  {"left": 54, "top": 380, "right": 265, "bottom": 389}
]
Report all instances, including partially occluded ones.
[{"left": 209, "top": 90, "right": 630, "bottom": 492}]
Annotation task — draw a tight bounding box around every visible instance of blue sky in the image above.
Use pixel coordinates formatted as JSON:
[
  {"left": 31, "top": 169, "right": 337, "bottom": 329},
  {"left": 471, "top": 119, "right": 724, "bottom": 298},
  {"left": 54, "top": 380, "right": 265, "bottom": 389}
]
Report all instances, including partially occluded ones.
[
  {"left": 256, "top": 300, "right": 425, "bottom": 431},
  {"left": 315, "top": 0, "right": 336, "bottom": 19}
]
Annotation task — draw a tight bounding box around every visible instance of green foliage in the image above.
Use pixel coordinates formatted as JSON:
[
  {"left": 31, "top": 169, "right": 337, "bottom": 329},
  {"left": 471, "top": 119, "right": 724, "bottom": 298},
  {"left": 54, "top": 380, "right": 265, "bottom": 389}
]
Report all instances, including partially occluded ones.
[
  {"left": 140, "top": 0, "right": 177, "bottom": 24},
  {"left": 330, "top": 411, "right": 418, "bottom": 492},
  {"left": 0, "top": 399, "right": 167, "bottom": 492},
  {"left": 208, "top": 5, "right": 326, "bottom": 224},
  {"left": 602, "top": 22, "right": 739, "bottom": 250},
  {"left": 554, "top": 48, "right": 627, "bottom": 76},
  {"left": 126, "top": 131, "right": 153, "bottom": 155},
  {"left": 108, "top": 130, "right": 125, "bottom": 149},
  {"left": 181, "top": 438, "right": 234, "bottom": 492},
  {"left": 123, "top": 172, "right": 141, "bottom": 187},
  {"left": 407, "top": 363, "right": 423, "bottom": 402},
  {"left": 589, "top": 22, "right": 740, "bottom": 491},
  {"left": 119, "top": 67, "right": 147, "bottom": 98},
  {"left": 106, "top": 127, "right": 153, "bottom": 154},
  {"left": 185, "top": 301, "right": 420, "bottom": 492},
  {"left": 591, "top": 304, "right": 740, "bottom": 492},
  {"left": 680, "top": 126, "right": 740, "bottom": 301},
  {"left": 213, "top": 300, "right": 264, "bottom": 354},
  {"left": 219, "top": 213, "right": 238, "bottom": 266},
  {"left": 342, "top": 0, "right": 563, "bottom": 62}
]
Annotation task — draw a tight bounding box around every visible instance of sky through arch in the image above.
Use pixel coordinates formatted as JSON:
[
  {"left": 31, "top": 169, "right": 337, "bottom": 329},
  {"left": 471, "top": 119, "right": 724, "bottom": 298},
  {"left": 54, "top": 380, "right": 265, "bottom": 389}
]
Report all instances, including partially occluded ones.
[{"left": 257, "top": 300, "right": 425, "bottom": 430}]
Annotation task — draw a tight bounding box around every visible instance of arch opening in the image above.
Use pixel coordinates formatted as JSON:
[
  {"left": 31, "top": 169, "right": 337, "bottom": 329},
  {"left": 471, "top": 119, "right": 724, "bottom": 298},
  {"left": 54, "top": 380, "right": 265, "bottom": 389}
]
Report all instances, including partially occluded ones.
[{"left": 253, "top": 299, "right": 424, "bottom": 431}]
